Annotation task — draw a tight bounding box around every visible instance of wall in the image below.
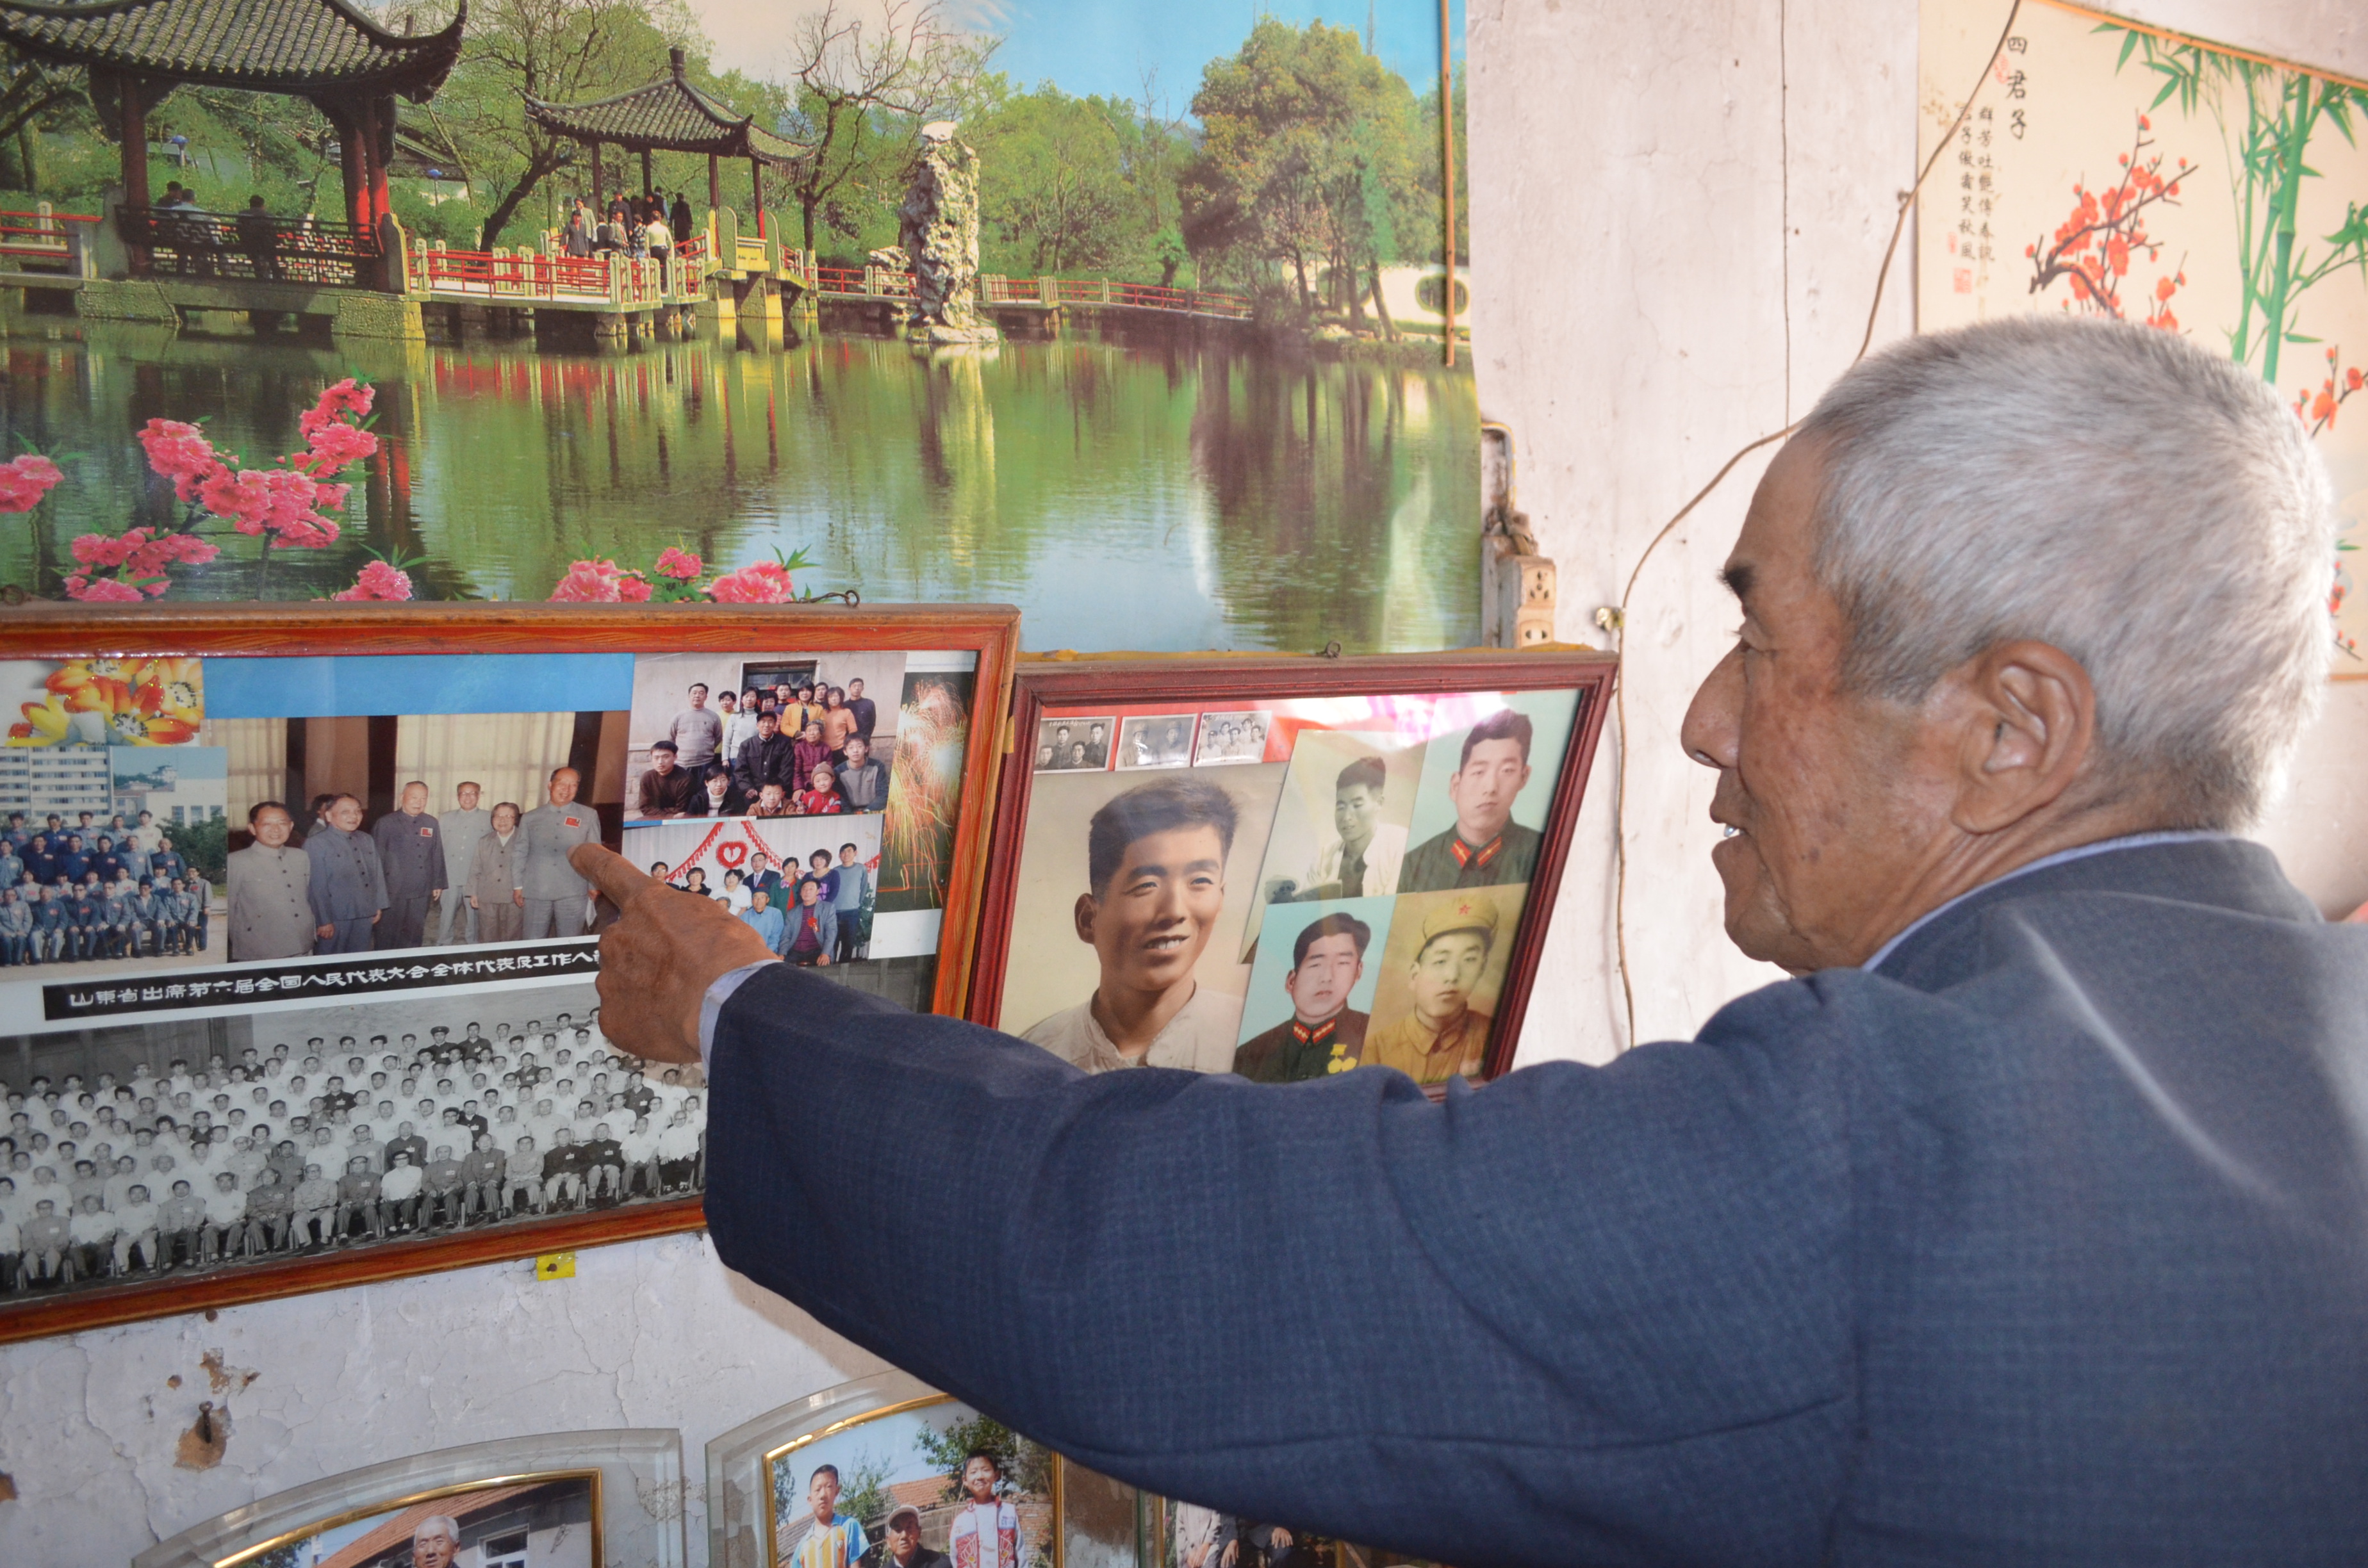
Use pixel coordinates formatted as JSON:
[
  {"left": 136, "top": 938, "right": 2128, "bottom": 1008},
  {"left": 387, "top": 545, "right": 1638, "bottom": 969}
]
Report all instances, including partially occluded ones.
[
  {"left": 1478, "top": 0, "right": 2368, "bottom": 1063},
  {"left": 4, "top": 1, "right": 2364, "bottom": 1560}
]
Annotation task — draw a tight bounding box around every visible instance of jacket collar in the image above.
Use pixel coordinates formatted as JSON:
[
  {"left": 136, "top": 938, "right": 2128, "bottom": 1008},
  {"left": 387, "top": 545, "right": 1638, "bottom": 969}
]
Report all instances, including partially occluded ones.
[{"left": 1866, "top": 833, "right": 2317, "bottom": 992}]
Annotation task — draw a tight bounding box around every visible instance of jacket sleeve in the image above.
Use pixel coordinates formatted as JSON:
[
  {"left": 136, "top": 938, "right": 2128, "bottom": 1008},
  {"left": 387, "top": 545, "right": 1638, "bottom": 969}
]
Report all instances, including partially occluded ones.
[{"left": 703, "top": 966, "right": 1859, "bottom": 1568}]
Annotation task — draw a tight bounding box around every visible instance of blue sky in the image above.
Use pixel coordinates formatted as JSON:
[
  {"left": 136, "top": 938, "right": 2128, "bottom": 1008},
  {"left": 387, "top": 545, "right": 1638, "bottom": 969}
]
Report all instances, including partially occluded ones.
[
  {"left": 983, "top": 0, "right": 1465, "bottom": 111},
  {"left": 684, "top": 0, "right": 1463, "bottom": 108}
]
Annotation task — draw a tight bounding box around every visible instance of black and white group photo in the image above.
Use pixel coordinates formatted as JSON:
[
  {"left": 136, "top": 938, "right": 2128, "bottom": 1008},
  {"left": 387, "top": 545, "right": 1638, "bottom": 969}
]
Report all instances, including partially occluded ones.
[{"left": 0, "top": 982, "right": 707, "bottom": 1296}]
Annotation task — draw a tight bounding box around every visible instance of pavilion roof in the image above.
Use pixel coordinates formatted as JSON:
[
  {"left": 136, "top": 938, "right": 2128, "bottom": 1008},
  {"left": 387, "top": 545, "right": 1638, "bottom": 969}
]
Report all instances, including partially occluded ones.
[
  {"left": 525, "top": 48, "right": 808, "bottom": 170},
  {"left": 0, "top": 0, "right": 463, "bottom": 100}
]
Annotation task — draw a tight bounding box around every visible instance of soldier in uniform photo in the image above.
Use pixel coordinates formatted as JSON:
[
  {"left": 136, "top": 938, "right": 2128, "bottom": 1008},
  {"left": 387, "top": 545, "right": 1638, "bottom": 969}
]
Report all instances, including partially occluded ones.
[
  {"left": 1022, "top": 776, "right": 1244, "bottom": 1074},
  {"left": 226, "top": 805, "right": 315, "bottom": 966},
  {"left": 1363, "top": 895, "right": 1499, "bottom": 1084},
  {"left": 435, "top": 782, "right": 492, "bottom": 945},
  {"left": 517, "top": 769, "right": 599, "bottom": 938},
  {"left": 1397, "top": 710, "right": 1543, "bottom": 893},
  {"left": 306, "top": 794, "right": 386, "bottom": 954},
  {"left": 1232, "top": 913, "right": 1374, "bottom": 1083},
  {"left": 467, "top": 801, "right": 525, "bottom": 944},
  {"left": 372, "top": 781, "right": 447, "bottom": 951}
]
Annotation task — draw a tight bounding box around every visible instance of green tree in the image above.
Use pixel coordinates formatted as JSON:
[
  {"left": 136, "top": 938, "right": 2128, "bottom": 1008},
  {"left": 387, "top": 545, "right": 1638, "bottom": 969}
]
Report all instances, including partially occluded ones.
[
  {"left": 391, "top": 0, "right": 695, "bottom": 250},
  {"left": 2114, "top": 28, "right": 2368, "bottom": 384},
  {"left": 1180, "top": 19, "right": 1420, "bottom": 318},
  {"left": 969, "top": 88, "right": 1139, "bottom": 274},
  {"left": 782, "top": 0, "right": 996, "bottom": 259},
  {"left": 912, "top": 1413, "right": 1052, "bottom": 1503}
]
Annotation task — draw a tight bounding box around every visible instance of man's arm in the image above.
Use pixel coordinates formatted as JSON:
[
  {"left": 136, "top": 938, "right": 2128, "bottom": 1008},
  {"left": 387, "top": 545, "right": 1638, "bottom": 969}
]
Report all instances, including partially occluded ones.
[
  {"left": 580, "top": 844, "right": 1852, "bottom": 1565},
  {"left": 701, "top": 968, "right": 1854, "bottom": 1566}
]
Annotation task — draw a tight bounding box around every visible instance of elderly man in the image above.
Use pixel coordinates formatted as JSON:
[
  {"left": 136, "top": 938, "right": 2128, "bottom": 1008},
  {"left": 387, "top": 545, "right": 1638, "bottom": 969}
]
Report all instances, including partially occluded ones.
[
  {"left": 372, "top": 781, "right": 447, "bottom": 951},
  {"left": 575, "top": 320, "right": 2367, "bottom": 1562},
  {"left": 517, "top": 769, "right": 600, "bottom": 939},
  {"left": 411, "top": 1514, "right": 463, "bottom": 1568},
  {"left": 306, "top": 794, "right": 385, "bottom": 954},
  {"left": 434, "top": 782, "right": 493, "bottom": 946},
  {"left": 227, "top": 801, "right": 315, "bottom": 962}
]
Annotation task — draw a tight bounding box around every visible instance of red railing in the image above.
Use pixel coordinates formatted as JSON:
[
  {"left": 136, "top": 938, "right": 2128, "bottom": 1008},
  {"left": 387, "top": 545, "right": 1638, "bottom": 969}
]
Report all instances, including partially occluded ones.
[
  {"left": 415, "top": 243, "right": 704, "bottom": 306},
  {"left": 117, "top": 208, "right": 379, "bottom": 286},
  {"left": 0, "top": 208, "right": 95, "bottom": 265},
  {"left": 816, "top": 265, "right": 1248, "bottom": 320}
]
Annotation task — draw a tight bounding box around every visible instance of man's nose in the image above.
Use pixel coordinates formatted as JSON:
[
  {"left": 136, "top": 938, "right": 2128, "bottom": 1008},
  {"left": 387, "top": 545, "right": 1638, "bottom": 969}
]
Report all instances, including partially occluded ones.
[{"left": 1679, "top": 642, "right": 1744, "bottom": 771}]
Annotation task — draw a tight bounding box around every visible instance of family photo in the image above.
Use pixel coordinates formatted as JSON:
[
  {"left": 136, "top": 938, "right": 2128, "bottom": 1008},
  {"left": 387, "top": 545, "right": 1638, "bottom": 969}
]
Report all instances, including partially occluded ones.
[
  {"left": 231, "top": 1473, "right": 598, "bottom": 1568},
  {"left": 625, "top": 816, "right": 883, "bottom": 968},
  {"left": 766, "top": 1399, "right": 1054, "bottom": 1568},
  {"left": 0, "top": 980, "right": 708, "bottom": 1301},
  {"left": 627, "top": 652, "right": 907, "bottom": 824}
]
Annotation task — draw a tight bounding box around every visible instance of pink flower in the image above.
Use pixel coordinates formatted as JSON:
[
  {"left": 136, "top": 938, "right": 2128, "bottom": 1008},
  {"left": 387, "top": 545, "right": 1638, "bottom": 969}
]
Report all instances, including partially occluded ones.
[
  {"left": 0, "top": 454, "right": 63, "bottom": 513},
  {"left": 64, "top": 575, "right": 146, "bottom": 602},
  {"left": 137, "top": 420, "right": 226, "bottom": 501},
  {"left": 332, "top": 560, "right": 414, "bottom": 601},
  {"left": 705, "top": 560, "right": 796, "bottom": 603},
  {"left": 549, "top": 557, "right": 652, "bottom": 603},
  {"left": 297, "top": 420, "right": 377, "bottom": 475},
  {"left": 299, "top": 378, "right": 375, "bottom": 436},
  {"left": 654, "top": 546, "right": 703, "bottom": 580},
  {"left": 195, "top": 467, "right": 341, "bottom": 546}
]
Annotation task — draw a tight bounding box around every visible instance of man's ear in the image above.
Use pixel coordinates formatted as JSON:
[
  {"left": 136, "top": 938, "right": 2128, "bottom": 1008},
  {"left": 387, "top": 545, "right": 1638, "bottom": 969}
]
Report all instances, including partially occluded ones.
[
  {"left": 1073, "top": 892, "right": 1099, "bottom": 945},
  {"left": 1948, "top": 638, "right": 2098, "bottom": 834}
]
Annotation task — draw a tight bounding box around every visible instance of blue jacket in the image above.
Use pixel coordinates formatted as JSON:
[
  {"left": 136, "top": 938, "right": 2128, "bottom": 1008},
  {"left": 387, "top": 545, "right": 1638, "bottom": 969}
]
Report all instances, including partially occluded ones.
[{"left": 703, "top": 838, "right": 2368, "bottom": 1565}]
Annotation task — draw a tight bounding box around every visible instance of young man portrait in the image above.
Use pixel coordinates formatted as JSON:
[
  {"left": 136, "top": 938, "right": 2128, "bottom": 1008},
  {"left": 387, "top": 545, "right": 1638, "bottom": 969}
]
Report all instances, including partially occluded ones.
[
  {"left": 1233, "top": 913, "right": 1374, "bottom": 1083},
  {"left": 1362, "top": 894, "right": 1499, "bottom": 1084},
  {"left": 1021, "top": 776, "right": 1243, "bottom": 1074},
  {"left": 1397, "top": 710, "right": 1542, "bottom": 892}
]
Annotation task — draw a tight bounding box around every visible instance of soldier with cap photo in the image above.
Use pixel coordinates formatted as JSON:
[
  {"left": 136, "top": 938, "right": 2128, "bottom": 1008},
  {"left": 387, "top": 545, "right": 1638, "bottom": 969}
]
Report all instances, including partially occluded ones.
[{"left": 1362, "top": 894, "right": 1501, "bottom": 1084}]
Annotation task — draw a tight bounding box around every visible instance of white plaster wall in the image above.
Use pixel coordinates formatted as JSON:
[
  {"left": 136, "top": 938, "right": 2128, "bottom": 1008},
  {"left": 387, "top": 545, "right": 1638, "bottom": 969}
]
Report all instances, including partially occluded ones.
[
  {"left": 4, "top": 3, "right": 2365, "bottom": 1560},
  {"left": 0, "top": 1233, "right": 886, "bottom": 1567},
  {"left": 1478, "top": 0, "right": 2368, "bottom": 1066}
]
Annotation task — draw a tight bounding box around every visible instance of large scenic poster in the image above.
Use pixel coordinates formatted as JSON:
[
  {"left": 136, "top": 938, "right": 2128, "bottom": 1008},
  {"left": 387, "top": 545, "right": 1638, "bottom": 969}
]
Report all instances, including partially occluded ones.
[
  {"left": 1918, "top": 0, "right": 2368, "bottom": 673},
  {"left": 0, "top": 0, "right": 1476, "bottom": 653}
]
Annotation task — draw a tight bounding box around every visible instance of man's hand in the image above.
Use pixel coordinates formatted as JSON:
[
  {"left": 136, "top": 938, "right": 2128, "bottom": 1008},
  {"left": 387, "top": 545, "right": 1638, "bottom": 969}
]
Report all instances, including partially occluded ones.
[
  {"left": 513, "top": 888, "right": 525, "bottom": 909},
  {"left": 571, "top": 844, "right": 774, "bottom": 1065}
]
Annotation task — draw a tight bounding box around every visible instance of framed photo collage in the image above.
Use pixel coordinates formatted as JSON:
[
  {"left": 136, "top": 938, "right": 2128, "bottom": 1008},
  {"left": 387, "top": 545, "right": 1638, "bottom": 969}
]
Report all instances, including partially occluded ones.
[{"left": 0, "top": 610, "right": 1613, "bottom": 1363}]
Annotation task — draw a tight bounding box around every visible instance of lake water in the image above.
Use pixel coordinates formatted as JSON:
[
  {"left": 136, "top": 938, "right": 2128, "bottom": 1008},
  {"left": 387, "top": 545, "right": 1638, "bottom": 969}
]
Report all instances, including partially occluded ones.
[{"left": 0, "top": 318, "right": 1481, "bottom": 653}]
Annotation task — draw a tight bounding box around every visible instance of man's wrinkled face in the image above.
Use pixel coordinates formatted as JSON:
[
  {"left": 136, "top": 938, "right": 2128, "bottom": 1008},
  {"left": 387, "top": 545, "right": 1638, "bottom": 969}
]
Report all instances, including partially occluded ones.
[
  {"left": 457, "top": 784, "right": 481, "bottom": 810},
  {"left": 1446, "top": 739, "right": 1530, "bottom": 847},
  {"left": 889, "top": 1518, "right": 921, "bottom": 1562},
  {"left": 399, "top": 783, "right": 428, "bottom": 816},
  {"left": 1284, "top": 932, "right": 1363, "bottom": 1024},
  {"left": 328, "top": 797, "right": 363, "bottom": 833},
  {"left": 411, "top": 1526, "right": 458, "bottom": 1568},
  {"left": 548, "top": 769, "right": 580, "bottom": 806},
  {"left": 1679, "top": 439, "right": 1936, "bottom": 972},
  {"left": 1078, "top": 825, "right": 1226, "bottom": 996},
  {"left": 1409, "top": 931, "right": 1488, "bottom": 1024}
]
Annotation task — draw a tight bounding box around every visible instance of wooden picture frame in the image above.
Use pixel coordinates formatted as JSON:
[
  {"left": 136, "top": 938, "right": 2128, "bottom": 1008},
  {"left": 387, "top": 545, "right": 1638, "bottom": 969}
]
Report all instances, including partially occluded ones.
[
  {"left": 0, "top": 602, "right": 1019, "bottom": 1344},
  {"left": 967, "top": 649, "right": 1616, "bottom": 1085}
]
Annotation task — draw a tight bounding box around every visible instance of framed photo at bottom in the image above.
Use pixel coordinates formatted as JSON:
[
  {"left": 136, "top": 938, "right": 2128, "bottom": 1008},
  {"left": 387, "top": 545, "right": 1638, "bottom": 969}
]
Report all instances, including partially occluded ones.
[
  {"left": 710, "top": 1371, "right": 1113, "bottom": 1568},
  {"left": 133, "top": 1428, "right": 683, "bottom": 1568}
]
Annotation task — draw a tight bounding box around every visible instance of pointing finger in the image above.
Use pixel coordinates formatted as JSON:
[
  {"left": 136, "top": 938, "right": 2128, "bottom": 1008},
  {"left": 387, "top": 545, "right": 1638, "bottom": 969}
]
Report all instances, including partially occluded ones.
[{"left": 570, "top": 842, "right": 661, "bottom": 908}]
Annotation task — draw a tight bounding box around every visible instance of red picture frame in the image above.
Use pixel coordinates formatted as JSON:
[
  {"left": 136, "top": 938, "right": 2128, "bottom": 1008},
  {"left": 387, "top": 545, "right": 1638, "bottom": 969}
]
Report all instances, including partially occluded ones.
[{"left": 0, "top": 601, "right": 1019, "bottom": 1344}]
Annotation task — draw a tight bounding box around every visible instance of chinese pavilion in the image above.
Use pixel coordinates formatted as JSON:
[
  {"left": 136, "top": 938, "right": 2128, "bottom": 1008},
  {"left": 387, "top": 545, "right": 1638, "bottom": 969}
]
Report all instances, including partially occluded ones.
[{"left": 525, "top": 47, "right": 806, "bottom": 237}]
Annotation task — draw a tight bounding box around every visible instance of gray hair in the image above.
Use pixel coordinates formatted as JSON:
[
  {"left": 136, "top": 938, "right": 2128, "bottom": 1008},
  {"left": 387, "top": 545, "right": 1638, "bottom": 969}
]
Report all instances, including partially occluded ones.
[
  {"left": 415, "top": 1514, "right": 461, "bottom": 1544},
  {"left": 1799, "top": 316, "right": 2333, "bottom": 828}
]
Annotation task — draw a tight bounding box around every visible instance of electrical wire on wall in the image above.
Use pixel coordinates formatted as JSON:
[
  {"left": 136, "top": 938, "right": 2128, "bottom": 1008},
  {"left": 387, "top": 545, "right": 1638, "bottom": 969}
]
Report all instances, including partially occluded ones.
[{"left": 1607, "top": 0, "right": 2027, "bottom": 1049}]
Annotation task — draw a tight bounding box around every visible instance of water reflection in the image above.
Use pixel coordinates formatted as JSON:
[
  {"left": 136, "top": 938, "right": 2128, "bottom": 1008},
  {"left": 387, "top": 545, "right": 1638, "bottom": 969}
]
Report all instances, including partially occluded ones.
[{"left": 0, "top": 320, "right": 1480, "bottom": 652}]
